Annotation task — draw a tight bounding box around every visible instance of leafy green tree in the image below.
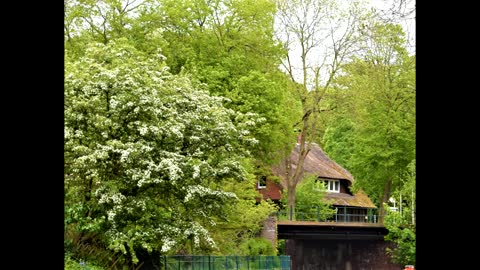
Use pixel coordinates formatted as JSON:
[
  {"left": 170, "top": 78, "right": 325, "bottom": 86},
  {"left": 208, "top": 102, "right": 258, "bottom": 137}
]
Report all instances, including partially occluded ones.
[
  {"left": 172, "top": 165, "right": 278, "bottom": 255},
  {"left": 65, "top": 0, "right": 302, "bottom": 168},
  {"left": 323, "top": 22, "right": 415, "bottom": 222},
  {"left": 65, "top": 1, "right": 294, "bottom": 265},
  {"left": 384, "top": 213, "right": 415, "bottom": 266},
  {"left": 157, "top": 0, "right": 302, "bottom": 165},
  {"left": 383, "top": 158, "right": 415, "bottom": 265},
  {"left": 230, "top": 71, "right": 302, "bottom": 165},
  {"left": 65, "top": 38, "right": 262, "bottom": 266},
  {"left": 322, "top": 118, "right": 356, "bottom": 168},
  {"left": 280, "top": 175, "right": 335, "bottom": 221},
  {"left": 64, "top": 0, "right": 168, "bottom": 60},
  {"left": 239, "top": 238, "right": 276, "bottom": 256}
]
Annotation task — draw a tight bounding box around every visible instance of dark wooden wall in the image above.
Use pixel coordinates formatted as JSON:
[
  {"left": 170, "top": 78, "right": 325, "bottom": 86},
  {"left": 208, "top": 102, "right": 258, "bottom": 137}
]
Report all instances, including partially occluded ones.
[{"left": 285, "top": 239, "right": 403, "bottom": 270}]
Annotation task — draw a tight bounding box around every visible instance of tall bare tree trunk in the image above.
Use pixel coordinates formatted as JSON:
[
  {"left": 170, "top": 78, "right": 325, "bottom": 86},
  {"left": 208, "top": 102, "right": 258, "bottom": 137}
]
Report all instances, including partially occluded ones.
[
  {"left": 284, "top": 126, "right": 310, "bottom": 221},
  {"left": 275, "top": 0, "right": 363, "bottom": 220},
  {"left": 287, "top": 183, "right": 297, "bottom": 220}
]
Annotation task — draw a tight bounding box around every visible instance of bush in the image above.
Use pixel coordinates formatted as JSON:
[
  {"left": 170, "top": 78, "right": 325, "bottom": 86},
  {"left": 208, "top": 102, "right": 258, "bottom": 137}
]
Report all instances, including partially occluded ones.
[
  {"left": 65, "top": 255, "right": 106, "bottom": 270},
  {"left": 239, "top": 238, "right": 276, "bottom": 256}
]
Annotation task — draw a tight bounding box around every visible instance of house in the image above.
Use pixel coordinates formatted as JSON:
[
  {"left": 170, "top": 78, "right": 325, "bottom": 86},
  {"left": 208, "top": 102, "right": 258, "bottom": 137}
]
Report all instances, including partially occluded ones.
[
  {"left": 255, "top": 175, "right": 283, "bottom": 202},
  {"left": 256, "top": 142, "right": 377, "bottom": 222}
]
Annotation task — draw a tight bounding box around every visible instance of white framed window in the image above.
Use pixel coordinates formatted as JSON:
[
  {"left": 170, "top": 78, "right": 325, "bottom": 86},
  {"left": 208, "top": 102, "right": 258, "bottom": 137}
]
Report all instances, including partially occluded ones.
[
  {"left": 325, "top": 180, "right": 340, "bottom": 193},
  {"left": 257, "top": 176, "right": 267, "bottom": 189}
]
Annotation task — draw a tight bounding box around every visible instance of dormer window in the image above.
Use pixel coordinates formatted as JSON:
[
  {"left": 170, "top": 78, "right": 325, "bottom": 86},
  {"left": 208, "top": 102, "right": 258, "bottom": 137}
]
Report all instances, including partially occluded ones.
[
  {"left": 258, "top": 176, "right": 267, "bottom": 189},
  {"left": 325, "top": 180, "right": 340, "bottom": 193}
]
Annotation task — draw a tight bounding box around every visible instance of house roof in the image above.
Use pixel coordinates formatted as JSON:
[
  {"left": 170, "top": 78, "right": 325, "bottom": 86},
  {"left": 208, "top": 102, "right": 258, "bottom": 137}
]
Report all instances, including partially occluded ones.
[
  {"left": 272, "top": 142, "right": 376, "bottom": 209},
  {"left": 273, "top": 142, "right": 355, "bottom": 186},
  {"left": 325, "top": 190, "right": 377, "bottom": 208}
]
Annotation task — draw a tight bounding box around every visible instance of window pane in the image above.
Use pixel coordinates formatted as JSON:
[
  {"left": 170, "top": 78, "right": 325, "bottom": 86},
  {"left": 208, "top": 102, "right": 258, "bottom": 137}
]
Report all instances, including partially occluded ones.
[
  {"left": 258, "top": 176, "right": 266, "bottom": 188},
  {"left": 334, "top": 181, "right": 339, "bottom": 191}
]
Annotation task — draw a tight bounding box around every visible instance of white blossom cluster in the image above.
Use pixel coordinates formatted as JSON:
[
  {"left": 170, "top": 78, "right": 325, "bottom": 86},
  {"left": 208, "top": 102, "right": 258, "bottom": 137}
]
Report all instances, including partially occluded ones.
[
  {"left": 106, "top": 205, "right": 123, "bottom": 225},
  {"left": 184, "top": 185, "right": 237, "bottom": 203},
  {"left": 65, "top": 39, "right": 263, "bottom": 259},
  {"left": 161, "top": 238, "right": 177, "bottom": 253},
  {"left": 155, "top": 224, "right": 181, "bottom": 236},
  {"left": 99, "top": 192, "right": 126, "bottom": 205},
  {"left": 131, "top": 154, "right": 186, "bottom": 187},
  {"left": 158, "top": 158, "right": 183, "bottom": 183},
  {"left": 192, "top": 164, "right": 201, "bottom": 179},
  {"left": 156, "top": 223, "right": 214, "bottom": 253},
  {"left": 130, "top": 168, "right": 158, "bottom": 187},
  {"left": 183, "top": 222, "right": 217, "bottom": 248}
]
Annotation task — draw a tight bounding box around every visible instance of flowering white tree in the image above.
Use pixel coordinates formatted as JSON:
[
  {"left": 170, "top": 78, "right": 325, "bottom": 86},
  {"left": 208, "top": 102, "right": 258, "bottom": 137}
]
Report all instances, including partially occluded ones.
[{"left": 64, "top": 38, "right": 262, "bottom": 264}]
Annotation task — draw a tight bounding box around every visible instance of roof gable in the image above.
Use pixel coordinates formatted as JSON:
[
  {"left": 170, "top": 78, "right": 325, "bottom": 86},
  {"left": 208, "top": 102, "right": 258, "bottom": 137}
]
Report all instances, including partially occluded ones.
[
  {"left": 271, "top": 142, "right": 376, "bottom": 208},
  {"left": 274, "top": 142, "right": 354, "bottom": 185}
]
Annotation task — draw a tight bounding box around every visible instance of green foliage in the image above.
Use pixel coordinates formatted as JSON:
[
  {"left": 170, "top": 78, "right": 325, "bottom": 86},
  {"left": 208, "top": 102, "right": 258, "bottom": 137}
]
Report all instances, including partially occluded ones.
[
  {"left": 65, "top": 255, "right": 106, "bottom": 270},
  {"left": 280, "top": 175, "right": 335, "bottom": 220},
  {"left": 230, "top": 71, "right": 302, "bottom": 164},
  {"left": 322, "top": 118, "right": 356, "bottom": 169},
  {"left": 239, "top": 238, "right": 276, "bottom": 256},
  {"left": 65, "top": 1, "right": 294, "bottom": 266},
  {"left": 65, "top": 38, "right": 262, "bottom": 266},
  {"left": 205, "top": 170, "right": 278, "bottom": 255},
  {"left": 273, "top": 0, "right": 373, "bottom": 215},
  {"left": 384, "top": 208, "right": 416, "bottom": 266},
  {"left": 157, "top": 0, "right": 301, "bottom": 165},
  {"left": 323, "top": 22, "right": 415, "bottom": 207},
  {"left": 383, "top": 158, "right": 415, "bottom": 265},
  {"left": 276, "top": 239, "right": 286, "bottom": 255},
  {"left": 64, "top": 1, "right": 417, "bottom": 268}
]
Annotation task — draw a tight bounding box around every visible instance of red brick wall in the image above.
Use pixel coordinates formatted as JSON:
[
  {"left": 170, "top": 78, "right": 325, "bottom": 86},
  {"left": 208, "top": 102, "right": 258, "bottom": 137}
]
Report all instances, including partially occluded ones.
[{"left": 256, "top": 179, "right": 283, "bottom": 201}]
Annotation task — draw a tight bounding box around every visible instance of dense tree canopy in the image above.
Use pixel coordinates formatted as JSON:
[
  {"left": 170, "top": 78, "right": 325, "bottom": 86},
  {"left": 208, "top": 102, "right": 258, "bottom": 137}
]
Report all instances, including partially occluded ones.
[
  {"left": 323, "top": 21, "right": 415, "bottom": 262},
  {"left": 65, "top": 0, "right": 415, "bottom": 268},
  {"left": 156, "top": 0, "right": 302, "bottom": 165},
  {"left": 64, "top": 38, "right": 268, "bottom": 266}
]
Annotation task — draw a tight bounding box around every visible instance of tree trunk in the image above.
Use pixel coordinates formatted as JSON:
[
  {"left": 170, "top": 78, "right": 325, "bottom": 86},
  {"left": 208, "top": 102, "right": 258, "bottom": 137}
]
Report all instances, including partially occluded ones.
[
  {"left": 379, "top": 177, "right": 392, "bottom": 224},
  {"left": 285, "top": 127, "right": 311, "bottom": 221},
  {"left": 287, "top": 183, "right": 297, "bottom": 221}
]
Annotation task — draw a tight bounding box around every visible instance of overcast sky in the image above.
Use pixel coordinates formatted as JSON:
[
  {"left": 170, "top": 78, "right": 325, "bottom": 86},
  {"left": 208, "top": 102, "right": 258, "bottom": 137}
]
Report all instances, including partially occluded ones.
[{"left": 370, "top": 0, "right": 416, "bottom": 53}]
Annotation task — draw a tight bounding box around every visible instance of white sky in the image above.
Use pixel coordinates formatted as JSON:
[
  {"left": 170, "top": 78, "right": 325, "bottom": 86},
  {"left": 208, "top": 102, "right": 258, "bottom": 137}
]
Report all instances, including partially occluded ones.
[
  {"left": 276, "top": 0, "right": 415, "bottom": 86},
  {"left": 370, "top": 0, "right": 416, "bottom": 53}
]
